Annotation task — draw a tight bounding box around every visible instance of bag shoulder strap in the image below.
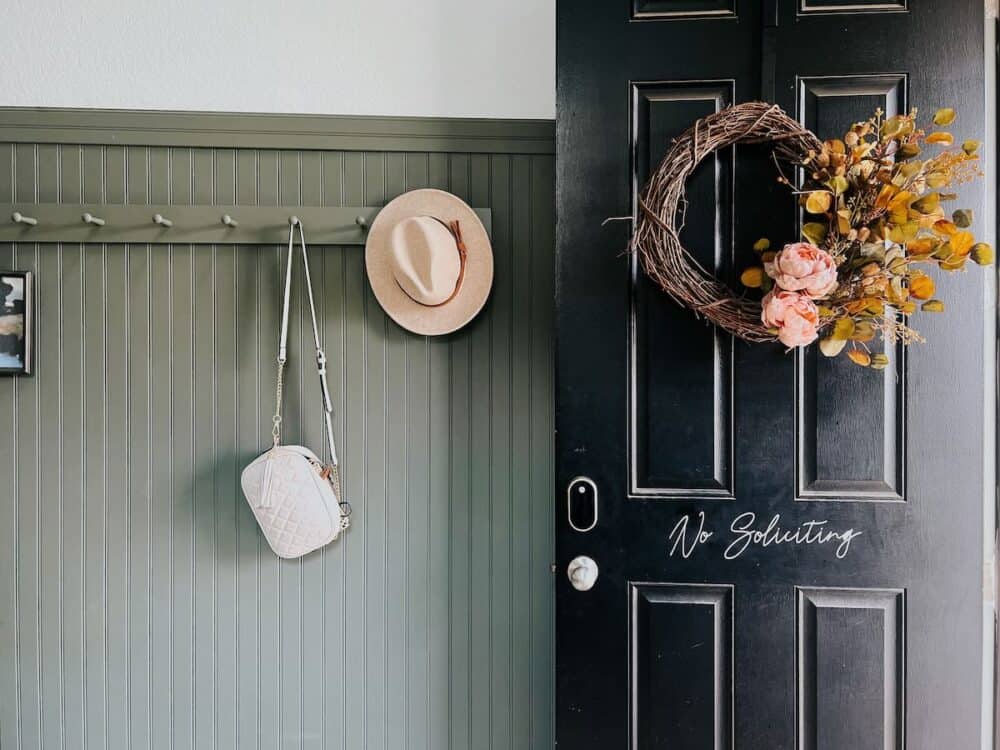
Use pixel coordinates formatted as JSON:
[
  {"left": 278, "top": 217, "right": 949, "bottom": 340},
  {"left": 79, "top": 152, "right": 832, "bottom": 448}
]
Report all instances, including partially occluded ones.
[{"left": 272, "top": 218, "right": 342, "bottom": 477}]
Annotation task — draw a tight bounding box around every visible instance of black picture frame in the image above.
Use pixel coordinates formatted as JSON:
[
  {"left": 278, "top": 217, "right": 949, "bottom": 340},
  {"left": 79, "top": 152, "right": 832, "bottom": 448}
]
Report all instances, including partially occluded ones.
[{"left": 0, "top": 271, "right": 33, "bottom": 375}]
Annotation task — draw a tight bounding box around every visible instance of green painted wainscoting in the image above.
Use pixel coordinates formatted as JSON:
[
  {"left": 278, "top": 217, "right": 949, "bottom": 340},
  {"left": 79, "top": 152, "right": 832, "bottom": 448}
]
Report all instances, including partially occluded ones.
[{"left": 0, "top": 111, "right": 555, "bottom": 749}]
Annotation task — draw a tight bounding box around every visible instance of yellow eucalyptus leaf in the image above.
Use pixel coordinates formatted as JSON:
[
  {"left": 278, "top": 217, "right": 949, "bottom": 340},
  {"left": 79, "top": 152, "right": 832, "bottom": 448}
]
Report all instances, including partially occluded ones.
[
  {"left": 926, "top": 171, "right": 951, "bottom": 189},
  {"left": 870, "top": 353, "right": 891, "bottom": 370},
  {"left": 881, "top": 117, "right": 906, "bottom": 139},
  {"left": 940, "top": 257, "right": 967, "bottom": 272},
  {"left": 816, "top": 305, "right": 835, "bottom": 317},
  {"left": 740, "top": 266, "right": 765, "bottom": 288},
  {"left": 933, "top": 242, "right": 954, "bottom": 260},
  {"left": 888, "top": 190, "right": 914, "bottom": 224},
  {"left": 753, "top": 237, "right": 770, "bottom": 252},
  {"left": 828, "top": 176, "right": 849, "bottom": 196},
  {"left": 899, "top": 300, "right": 917, "bottom": 315},
  {"left": 888, "top": 278, "right": 908, "bottom": 304},
  {"left": 932, "top": 108, "right": 956, "bottom": 126},
  {"left": 831, "top": 318, "right": 856, "bottom": 341},
  {"left": 972, "top": 243, "right": 994, "bottom": 265},
  {"left": 888, "top": 189, "right": 915, "bottom": 208},
  {"left": 909, "top": 274, "right": 935, "bottom": 300},
  {"left": 847, "top": 349, "right": 872, "bottom": 367},
  {"left": 898, "top": 143, "right": 921, "bottom": 159},
  {"left": 802, "top": 222, "right": 827, "bottom": 245},
  {"left": 837, "top": 209, "right": 852, "bottom": 235},
  {"left": 950, "top": 230, "right": 974, "bottom": 256},
  {"left": 819, "top": 338, "right": 847, "bottom": 357},
  {"left": 866, "top": 300, "right": 885, "bottom": 315},
  {"left": 851, "top": 321, "right": 876, "bottom": 342},
  {"left": 853, "top": 143, "right": 875, "bottom": 160},
  {"left": 805, "top": 191, "right": 832, "bottom": 214},
  {"left": 926, "top": 132, "right": 955, "bottom": 145},
  {"left": 875, "top": 184, "right": 898, "bottom": 211},
  {"left": 962, "top": 140, "right": 981, "bottom": 155},
  {"left": 921, "top": 299, "right": 945, "bottom": 312},
  {"left": 911, "top": 193, "right": 940, "bottom": 215}
]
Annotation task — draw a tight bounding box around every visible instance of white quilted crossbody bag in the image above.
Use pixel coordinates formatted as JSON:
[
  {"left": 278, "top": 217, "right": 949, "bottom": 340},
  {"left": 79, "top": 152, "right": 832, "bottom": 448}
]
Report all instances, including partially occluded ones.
[{"left": 241, "top": 217, "right": 351, "bottom": 559}]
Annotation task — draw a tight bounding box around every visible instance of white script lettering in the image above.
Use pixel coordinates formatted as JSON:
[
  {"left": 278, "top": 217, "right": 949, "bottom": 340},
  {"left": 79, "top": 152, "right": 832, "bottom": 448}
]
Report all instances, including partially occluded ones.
[
  {"left": 666, "top": 512, "right": 862, "bottom": 560},
  {"left": 668, "top": 511, "right": 714, "bottom": 558}
]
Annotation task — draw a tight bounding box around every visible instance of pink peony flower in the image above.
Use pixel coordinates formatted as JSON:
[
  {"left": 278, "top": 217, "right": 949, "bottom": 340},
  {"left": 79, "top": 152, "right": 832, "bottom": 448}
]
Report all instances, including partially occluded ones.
[
  {"left": 764, "top": 242, "right": 838, "bottom": 298},
  {"left": 761, "top": 290, "right": 819, "bottom": 348}
]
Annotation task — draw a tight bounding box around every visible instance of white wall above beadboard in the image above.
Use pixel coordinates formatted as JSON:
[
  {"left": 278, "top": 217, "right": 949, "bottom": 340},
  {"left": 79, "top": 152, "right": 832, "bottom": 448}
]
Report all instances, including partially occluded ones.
[{"left": 0, "top": 0, "right": 555, "bottom": 119}]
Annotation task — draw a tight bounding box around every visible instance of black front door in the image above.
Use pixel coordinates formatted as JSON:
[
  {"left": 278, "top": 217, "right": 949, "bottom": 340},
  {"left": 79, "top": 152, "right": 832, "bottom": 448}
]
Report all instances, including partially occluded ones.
[{"left": 556, "top": 2, "right": 993, "bottom": 748}]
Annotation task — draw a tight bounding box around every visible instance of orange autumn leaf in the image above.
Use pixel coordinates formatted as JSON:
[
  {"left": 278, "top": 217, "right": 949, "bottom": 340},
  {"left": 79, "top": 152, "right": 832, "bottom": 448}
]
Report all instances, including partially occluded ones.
[
  {"left": 926, "top": 132, "right": 955, "bottom": 145},
  {"left": 909, "top": 275, "right": 935, "bottom": 300},
  {"left": 888, "top": 190, "right": 913, "bottom": 211},
  {"left": 933, "top": 219, "right": 959, "bottom": 236},
  {"left": 907, "top": 238, "right": 937, "bottom": 255},
  {"left": 805, "top": 191, "right": 832, "bottom": 214},
  {"left": 950, "top": 230, "right": 975, "bottom": 256},
  {"left": 847, "top": 350, "right": 872, "bottom": 367},
  {"left": 740, "top": 267, "right": 765, "bottom": 288},
  {"left": 875, "top": 184, "right": 898, "bottom": 211},
  {"left": 845, "top": 298, "right": 876, "bottom": 314},
  {"left": 861, "top": 262, "right": 881, "bottom": 277}
]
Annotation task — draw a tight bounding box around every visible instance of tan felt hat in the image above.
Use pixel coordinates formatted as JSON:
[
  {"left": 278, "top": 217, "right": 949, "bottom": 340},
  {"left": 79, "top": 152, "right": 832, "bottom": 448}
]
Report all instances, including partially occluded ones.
[{"left": 365, "top": 189, "right": 493, "bottom": 336}]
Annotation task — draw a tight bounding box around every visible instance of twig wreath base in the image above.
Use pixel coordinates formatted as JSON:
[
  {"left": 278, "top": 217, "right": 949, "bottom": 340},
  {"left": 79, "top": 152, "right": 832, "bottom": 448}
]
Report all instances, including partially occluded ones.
[{"left": 631, "top": 101, "right": 823, "bottom": 343}]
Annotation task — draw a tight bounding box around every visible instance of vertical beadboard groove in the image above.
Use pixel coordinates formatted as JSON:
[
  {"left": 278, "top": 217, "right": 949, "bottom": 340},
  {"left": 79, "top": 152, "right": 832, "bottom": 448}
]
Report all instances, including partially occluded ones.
[{"left": 0, "top": 122, "right": 555, "bottom": 750}]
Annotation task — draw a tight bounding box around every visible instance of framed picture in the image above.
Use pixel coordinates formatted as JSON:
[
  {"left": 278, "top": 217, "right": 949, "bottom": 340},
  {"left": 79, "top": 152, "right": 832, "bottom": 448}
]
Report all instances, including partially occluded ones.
[{"left": 0, "top": 271, "right": 32, "bottom": 375}]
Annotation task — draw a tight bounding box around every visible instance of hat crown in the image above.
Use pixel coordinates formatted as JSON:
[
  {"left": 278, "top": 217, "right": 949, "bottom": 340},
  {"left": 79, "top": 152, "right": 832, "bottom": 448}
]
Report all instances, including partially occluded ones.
[{"left": 389, "top": 216, "right": 461, "bottom": 306}]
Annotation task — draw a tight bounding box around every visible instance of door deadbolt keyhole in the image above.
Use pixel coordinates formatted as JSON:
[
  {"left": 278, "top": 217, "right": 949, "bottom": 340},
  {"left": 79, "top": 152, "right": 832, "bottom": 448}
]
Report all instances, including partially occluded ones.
[
  {"left": 567, "top": 555, "right": 598, "bottom": 591},
  {"left": 567, "top": 476, "right": 598, "bottom": 532}
]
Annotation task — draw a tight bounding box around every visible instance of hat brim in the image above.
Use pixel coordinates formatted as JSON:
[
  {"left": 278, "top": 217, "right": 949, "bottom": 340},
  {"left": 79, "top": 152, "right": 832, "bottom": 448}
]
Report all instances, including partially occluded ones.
[{"left": 365, "top": 189, "right": 494, "bottom": 336}]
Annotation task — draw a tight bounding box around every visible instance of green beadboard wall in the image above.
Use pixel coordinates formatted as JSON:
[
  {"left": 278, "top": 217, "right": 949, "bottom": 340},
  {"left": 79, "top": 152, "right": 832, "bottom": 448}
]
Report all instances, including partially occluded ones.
[{"left": 0, "top": 112, "right": 555, "bottom": 749}]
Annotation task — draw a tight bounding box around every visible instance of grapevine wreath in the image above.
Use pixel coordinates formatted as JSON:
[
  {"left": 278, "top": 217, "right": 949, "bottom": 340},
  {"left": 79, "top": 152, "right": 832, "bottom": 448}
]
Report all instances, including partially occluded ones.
[{"left": 631, "top": 101, "right": 991, "bottom": 367}]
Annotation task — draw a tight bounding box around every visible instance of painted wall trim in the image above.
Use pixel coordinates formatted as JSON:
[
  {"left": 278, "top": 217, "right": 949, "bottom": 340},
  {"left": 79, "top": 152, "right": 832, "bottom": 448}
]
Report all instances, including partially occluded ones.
[{"left": 0, "top": 107, "right": 556, "bottom": 154}]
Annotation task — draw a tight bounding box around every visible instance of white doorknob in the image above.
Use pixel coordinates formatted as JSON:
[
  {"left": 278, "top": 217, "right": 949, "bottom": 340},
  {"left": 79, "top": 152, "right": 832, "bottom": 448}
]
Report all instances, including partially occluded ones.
[{"left": 567, "top": 555, "right": 598, "bottom": 591}]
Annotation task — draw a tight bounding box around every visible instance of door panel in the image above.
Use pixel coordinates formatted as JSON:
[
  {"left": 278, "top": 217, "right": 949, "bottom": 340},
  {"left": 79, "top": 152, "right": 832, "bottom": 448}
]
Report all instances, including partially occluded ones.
[
  {"left": 797, "top": 0, "right": 907, "bottom": 14},
  {"left": 631, "top": 583, "right": 733, "bottom": 750},
  {"left": 557, "top": 1, "right": 992, "bottom": 748},
  {"left": 632, "top": 0, "right": 739, "bottom": 21},
  {"left": 796, "top": 587, "right": 904, "bottom": 750},
  {"left": 631, "top": 81, "right": 735, "bottom": 497},
  {"left": 794, "top": 75, "right": 908, "bottom": 502}
]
